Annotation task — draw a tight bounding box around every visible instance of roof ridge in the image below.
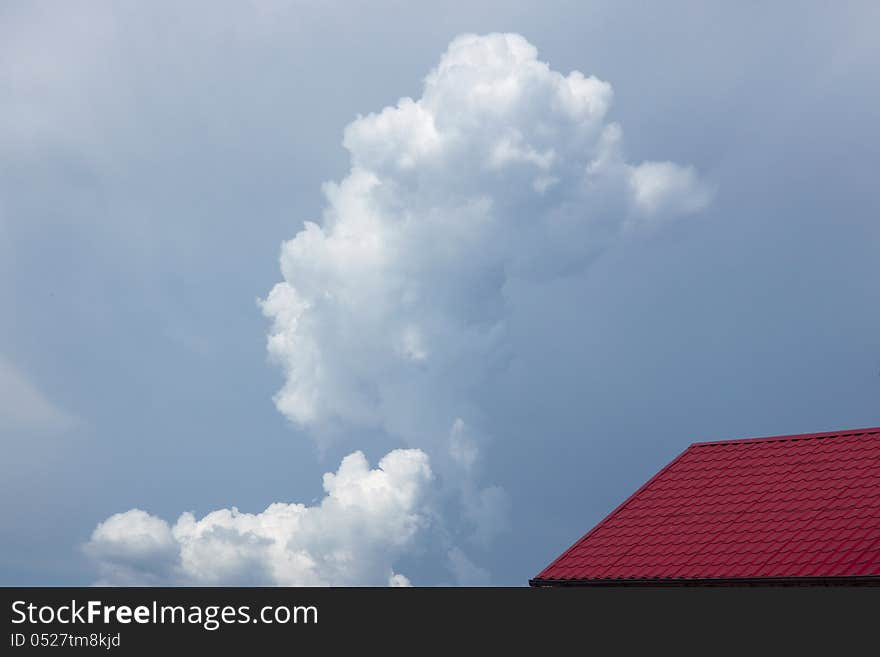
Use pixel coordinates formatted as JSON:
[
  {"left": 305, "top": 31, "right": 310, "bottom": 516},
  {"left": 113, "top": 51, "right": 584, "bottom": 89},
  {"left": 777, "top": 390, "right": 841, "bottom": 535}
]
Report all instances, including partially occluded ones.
[{"left": 689, "top": 426, "right": 880, "bottom": 448}]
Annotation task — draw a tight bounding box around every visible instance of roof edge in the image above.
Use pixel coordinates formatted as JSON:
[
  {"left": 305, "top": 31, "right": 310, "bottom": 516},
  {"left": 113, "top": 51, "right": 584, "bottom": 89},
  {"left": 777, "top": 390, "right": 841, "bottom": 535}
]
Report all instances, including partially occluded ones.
[
  {"left": 531, "top": 443, "right": 694, "bottom": 581},
  {"left": 689, "top": 426, "right": 880, "bottom": 448},
  {"left": 529, "top": 575, "right": 880, "bottom": 587}
]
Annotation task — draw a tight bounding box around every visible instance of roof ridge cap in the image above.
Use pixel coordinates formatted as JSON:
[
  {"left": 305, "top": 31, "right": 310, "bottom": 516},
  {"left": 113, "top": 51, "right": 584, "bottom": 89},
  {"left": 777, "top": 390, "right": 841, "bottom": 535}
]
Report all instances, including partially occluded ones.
[{"left": 689, "top": 427, "right": 880, "bottom": 448}]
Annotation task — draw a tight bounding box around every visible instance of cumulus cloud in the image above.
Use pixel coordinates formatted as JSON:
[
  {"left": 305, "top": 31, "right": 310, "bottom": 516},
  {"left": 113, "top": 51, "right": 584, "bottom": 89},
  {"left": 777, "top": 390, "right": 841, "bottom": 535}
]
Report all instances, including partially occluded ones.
[
  {"left": 260, "top": 32, "right": 711, "bottom": 572},
  {"left": 86, "top": 449, "right": 433, "bottom": 585},
  {"left": 262, "top": 33, "right": 710, "bottom": 444}
]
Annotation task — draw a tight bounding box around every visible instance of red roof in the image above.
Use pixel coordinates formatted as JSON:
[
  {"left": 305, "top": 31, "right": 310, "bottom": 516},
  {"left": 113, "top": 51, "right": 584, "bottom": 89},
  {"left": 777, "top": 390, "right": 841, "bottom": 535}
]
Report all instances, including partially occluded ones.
[{"left": 531, "top": 427, "right": 880, "bottom": 585}]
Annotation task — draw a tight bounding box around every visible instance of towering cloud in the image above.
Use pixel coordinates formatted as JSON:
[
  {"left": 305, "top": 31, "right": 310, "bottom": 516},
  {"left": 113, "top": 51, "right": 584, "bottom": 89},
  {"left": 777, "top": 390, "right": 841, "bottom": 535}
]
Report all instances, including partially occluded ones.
[
  {"left": 88, "top": 33, "right": 710, "bottom": 585},
  {"left": 263, "top": 32, "right": 709, "bottom": 445}
]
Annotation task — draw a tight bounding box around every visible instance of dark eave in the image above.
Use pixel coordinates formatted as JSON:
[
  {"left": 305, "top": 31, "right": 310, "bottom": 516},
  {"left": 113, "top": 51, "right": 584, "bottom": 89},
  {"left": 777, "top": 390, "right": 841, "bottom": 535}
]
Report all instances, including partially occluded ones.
[{"left": 529, "top": 575, "right": 880, "bottom": 587}]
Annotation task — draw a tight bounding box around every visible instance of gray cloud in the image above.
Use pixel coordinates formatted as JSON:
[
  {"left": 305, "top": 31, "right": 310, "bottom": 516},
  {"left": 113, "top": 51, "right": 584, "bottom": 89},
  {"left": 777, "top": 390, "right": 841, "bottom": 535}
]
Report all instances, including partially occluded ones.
[{"left": 0, "top": 356, "right": 77, "bottom": 436}]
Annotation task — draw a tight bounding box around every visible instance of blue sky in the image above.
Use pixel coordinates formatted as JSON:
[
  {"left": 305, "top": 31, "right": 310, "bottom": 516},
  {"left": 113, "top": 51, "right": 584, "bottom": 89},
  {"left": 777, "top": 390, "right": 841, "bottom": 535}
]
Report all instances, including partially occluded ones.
[{"left": 1, "top": 1, "right": 878, "bottom": 585}]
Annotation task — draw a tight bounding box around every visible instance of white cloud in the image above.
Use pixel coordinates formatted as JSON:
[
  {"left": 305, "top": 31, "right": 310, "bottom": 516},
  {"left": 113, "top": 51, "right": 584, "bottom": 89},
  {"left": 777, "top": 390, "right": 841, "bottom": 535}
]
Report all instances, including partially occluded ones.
[
  {"left": 86, "top": 449, "right": 433, "bottom": 586},
  {"left": 262, "top": 33, "right": 710, "bottom": 444},
  {"left": 388, "top": 572, "right": 412, "bottom": 587},
  {"left": 84, "top": 509, "right": 178, "bottom": 586},
  {"left": 629, "top": 161, "right": 713, "bottom": 219},
  {"left": 260, "top": 32, "right": 711, "bottom": 577}
]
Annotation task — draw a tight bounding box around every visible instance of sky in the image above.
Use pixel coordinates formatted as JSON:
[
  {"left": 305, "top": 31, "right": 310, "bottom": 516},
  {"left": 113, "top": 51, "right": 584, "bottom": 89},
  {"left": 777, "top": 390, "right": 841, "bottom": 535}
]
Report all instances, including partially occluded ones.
[{"left": 1, "top": 1, "right": 878, "bottom": 586}]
